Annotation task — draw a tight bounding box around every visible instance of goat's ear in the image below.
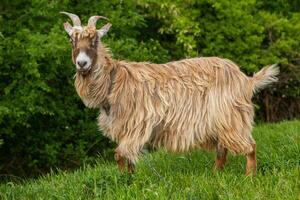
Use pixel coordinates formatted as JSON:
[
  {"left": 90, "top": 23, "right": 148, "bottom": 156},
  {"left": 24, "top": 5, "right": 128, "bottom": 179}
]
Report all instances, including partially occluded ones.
[
  {"left": 63, "top": 22, "right": 73, "bottom": 36},
  {"left": 97, "top": 23, "right": 112, "bottom": 38}
]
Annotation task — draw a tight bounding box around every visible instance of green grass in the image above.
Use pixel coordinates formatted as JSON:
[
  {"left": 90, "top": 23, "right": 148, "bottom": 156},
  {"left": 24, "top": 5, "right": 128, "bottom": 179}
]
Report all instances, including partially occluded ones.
[{"left": 1, "top": 121, "right": 299, "bottom": 200}]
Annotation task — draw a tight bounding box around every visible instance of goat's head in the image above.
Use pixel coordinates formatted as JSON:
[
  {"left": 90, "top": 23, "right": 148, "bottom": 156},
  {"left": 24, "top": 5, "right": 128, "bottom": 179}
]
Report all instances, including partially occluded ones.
[{"left": 61, "top": 12, "right": 112, "bottom": 75}]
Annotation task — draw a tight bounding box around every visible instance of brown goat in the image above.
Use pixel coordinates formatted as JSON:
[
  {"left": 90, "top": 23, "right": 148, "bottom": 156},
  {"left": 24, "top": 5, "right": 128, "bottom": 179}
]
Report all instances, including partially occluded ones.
[{"left": 61, "top": 12, "right": 279, "bottom": 175}]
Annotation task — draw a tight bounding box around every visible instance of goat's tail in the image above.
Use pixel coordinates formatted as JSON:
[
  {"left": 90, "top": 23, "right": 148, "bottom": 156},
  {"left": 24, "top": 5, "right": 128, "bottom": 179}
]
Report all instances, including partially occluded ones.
[{"left": 251, "top": 64, "right": 279, "bottom": 93}]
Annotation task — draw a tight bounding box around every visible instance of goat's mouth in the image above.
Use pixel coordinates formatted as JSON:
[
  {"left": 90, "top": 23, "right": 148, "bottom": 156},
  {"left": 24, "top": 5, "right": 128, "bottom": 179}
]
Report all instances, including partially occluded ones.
[{"left": 77, "top": 67, "right": 91, "bottom": 75}]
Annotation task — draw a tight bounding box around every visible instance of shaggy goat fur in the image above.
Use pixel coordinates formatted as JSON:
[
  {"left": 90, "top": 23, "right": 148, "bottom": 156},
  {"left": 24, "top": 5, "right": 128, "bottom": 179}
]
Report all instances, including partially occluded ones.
[{"left": 62, "top": 13, "right": 279, "bottom": 175}]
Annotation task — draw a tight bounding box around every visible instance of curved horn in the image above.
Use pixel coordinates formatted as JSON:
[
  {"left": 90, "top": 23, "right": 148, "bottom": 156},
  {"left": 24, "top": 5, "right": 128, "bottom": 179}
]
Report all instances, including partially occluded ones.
[
  {"left": 87, "top": 16, "right": 108, "bottom": 27},
  {"left": 60, "top": 11, "right": 81, "bottom": 27}
]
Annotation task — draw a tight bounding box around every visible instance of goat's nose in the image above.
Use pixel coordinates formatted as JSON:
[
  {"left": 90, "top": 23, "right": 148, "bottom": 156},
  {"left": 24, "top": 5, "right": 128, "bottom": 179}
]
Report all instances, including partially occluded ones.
[{"left": 77, "top": 61, "right": 87, "bottom": 68}]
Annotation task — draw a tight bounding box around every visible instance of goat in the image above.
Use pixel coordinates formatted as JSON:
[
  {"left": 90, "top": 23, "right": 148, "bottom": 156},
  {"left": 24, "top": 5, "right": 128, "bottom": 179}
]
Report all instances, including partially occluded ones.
[{"left": 61, "top": 12, "right": 279, "bottom": 175}]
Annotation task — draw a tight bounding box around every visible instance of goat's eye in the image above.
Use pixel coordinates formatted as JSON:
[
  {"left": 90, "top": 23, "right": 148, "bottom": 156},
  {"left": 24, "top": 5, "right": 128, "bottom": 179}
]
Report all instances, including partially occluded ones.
[{"left": 91, "top": 37, "right": 98, "bottom": 48}]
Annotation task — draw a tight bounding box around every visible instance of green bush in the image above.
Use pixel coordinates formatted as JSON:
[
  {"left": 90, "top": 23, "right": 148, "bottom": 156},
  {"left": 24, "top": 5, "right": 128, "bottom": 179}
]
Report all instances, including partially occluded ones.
[
  {"left": 0, "top": 0, "right": 299, "bottom": 177},
  {"left": 138, "top": 0, "right": 300, "bottom": 121}
]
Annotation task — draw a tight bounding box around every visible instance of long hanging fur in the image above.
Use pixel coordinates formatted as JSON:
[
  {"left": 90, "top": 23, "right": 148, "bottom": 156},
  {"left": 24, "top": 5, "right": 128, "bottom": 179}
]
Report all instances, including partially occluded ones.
[{"left": 74, "top": 34, "right": 278, "bottom": 164}]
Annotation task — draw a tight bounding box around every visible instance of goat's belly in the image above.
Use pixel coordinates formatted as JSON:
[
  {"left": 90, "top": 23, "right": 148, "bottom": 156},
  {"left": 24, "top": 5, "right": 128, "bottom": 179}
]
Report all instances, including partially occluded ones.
[
  {"left": 150, "top": 128, "right": 216, "bottom": 152},
  {"left": 97, "top": 112, "right": 218, "bottom": 152}
]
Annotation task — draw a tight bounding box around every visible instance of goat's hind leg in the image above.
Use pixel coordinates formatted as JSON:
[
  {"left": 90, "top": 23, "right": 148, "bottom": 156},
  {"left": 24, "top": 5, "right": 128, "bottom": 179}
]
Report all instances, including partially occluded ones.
[
  {"left": 245, "top": 143, "right": 257, "bottom": 176},
  {"left": 214, "top": 143, "right": 228, "bottom": 171}
]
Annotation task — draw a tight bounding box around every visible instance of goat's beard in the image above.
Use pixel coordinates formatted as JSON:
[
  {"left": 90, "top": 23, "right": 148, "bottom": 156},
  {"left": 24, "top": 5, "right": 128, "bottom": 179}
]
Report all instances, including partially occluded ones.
[{"left": 74, "top": 64, "right": 111, "bottom": 108}]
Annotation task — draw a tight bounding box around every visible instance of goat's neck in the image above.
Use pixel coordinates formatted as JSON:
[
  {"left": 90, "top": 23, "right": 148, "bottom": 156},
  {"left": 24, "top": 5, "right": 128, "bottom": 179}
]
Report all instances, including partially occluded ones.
[{"left": 74, "top": 45, "right": 115, "bottom": 108}]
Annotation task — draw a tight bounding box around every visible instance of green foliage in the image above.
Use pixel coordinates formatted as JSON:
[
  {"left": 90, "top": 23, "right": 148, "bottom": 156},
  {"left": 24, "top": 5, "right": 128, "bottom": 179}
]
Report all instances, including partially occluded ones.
[
  {"left": 0, "top": 121, "right": 299, "bottom": 199},
  {"left": 0, "top": 0, "right": 299, "bottom": 176}
]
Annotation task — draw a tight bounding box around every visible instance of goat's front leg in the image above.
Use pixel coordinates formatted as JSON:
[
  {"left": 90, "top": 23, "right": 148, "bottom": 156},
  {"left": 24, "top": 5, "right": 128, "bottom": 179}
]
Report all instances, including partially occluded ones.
[
  {"left": 114, "top": 122, "right": 152, "bottom": 173},
  {"left": 114, "top": 150, "right": 126, "bottom": 173},
  {"left": 127, "top": 161, "right": 135, "bottom": 173},
  {"left": 214, "top": 143, "right": 228, "bottom": 171},
  {"left": 115, "top": 146, "right": 139, "bottom": 173}
]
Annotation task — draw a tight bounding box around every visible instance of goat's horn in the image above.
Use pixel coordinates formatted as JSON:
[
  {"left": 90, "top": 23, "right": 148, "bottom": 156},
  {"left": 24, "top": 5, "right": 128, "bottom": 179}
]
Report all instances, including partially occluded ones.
[
  {"left": 87, "top": 16, "right": 108, "bottom": 27},
  {"left": 60, "top": 11, "right": 81, "bottom": 27}
]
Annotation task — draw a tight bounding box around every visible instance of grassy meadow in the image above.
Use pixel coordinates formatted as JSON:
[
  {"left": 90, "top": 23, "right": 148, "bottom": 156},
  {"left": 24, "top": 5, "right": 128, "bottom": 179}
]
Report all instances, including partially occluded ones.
[{"left": 0, "top": 120, "right": 299, "bottom": 200}]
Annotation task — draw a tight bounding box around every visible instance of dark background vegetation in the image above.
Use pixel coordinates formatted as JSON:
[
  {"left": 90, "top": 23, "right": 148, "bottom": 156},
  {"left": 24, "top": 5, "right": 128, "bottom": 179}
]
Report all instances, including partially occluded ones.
[{"left": 0, "top": 0, "right": 299, "bottom": 178}]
